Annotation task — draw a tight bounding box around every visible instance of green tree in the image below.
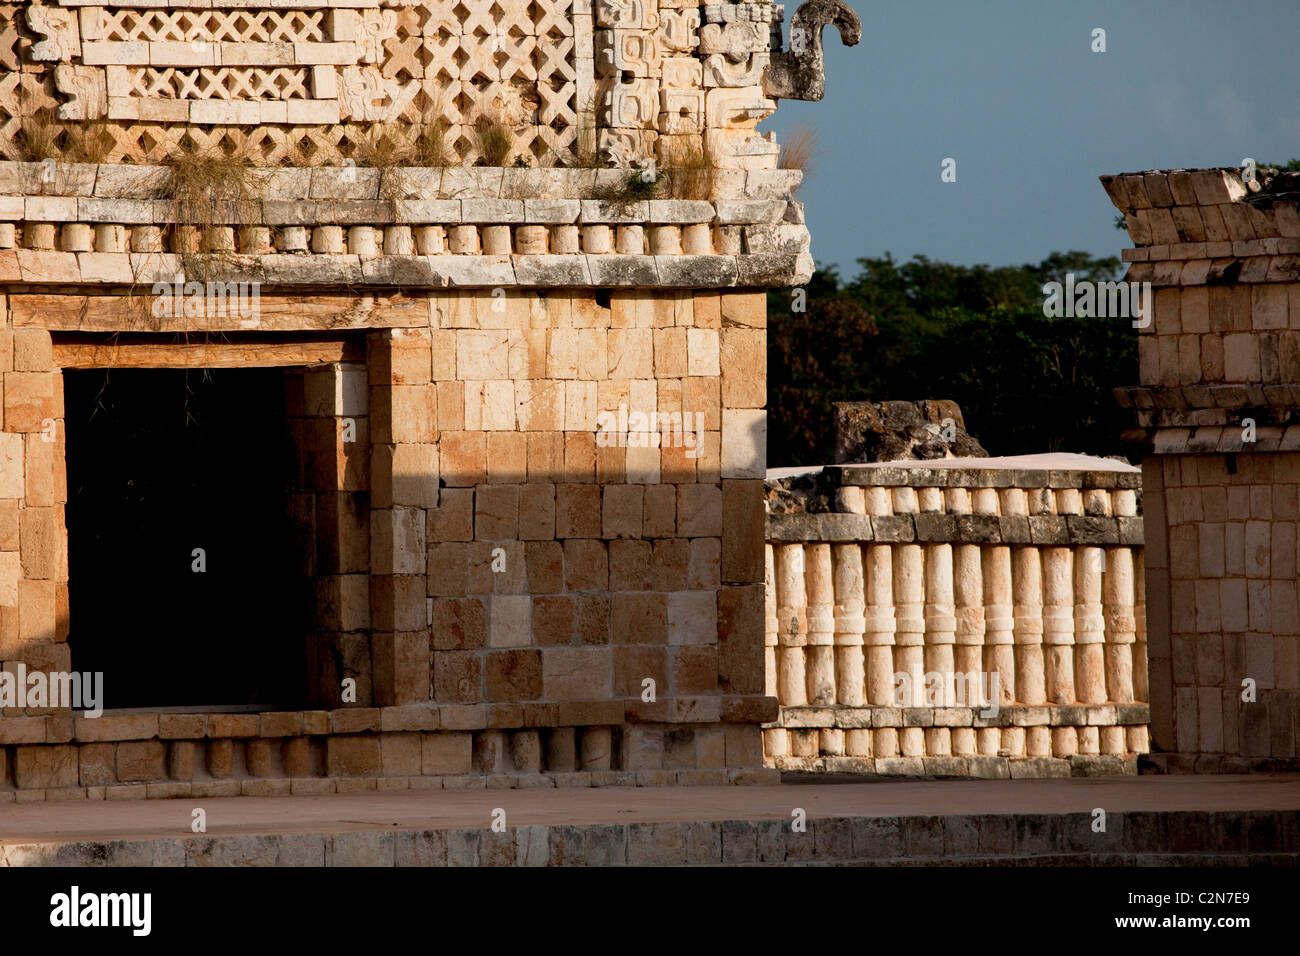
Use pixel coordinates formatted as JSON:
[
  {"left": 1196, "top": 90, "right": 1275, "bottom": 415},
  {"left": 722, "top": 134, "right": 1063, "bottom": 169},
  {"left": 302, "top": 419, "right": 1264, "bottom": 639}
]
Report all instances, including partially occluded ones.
[{"left": 767, "top": 251, "right": 1137, "bottom": 465}]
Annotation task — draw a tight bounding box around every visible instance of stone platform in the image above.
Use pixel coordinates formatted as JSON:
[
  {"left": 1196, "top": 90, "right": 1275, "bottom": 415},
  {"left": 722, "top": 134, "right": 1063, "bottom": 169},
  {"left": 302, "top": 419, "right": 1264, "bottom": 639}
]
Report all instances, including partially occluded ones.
[{"left": 1, "top": 775, "right": 1297, "bottom": 866}]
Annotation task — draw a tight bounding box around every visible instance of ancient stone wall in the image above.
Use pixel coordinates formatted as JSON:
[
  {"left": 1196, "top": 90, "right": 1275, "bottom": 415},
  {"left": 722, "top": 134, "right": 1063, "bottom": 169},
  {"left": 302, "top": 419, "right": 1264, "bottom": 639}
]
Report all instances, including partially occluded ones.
[
  {"left": 0, "top": 158, "right": 800, "bottom": 798},
  {"left": 0, "top": 0, "right": 859, "bottom": 797},
  {"left": 1105, "top": 166, "right": 1300, "bottom": 771},
  {"left": 0, "top": 0, "right": 827, "bottom": 167},
  {"left": 764, "top": 459, "right": 1149, "bottom": 778}
]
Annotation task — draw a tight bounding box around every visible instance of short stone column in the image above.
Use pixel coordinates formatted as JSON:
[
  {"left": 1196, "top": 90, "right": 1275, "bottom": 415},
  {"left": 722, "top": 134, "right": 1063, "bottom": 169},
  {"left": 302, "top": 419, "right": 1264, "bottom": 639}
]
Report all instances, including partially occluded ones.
[
  {"left": 1104, "top": 546, "right": 1138, "bottom": 702},
  {"left": 954, "top": 487, "right": 988, "bottom": 706},
  {"left": 832, "top": 543, "right": 866, "bottom": 706},
  {"left": 764, "top": 543, "right": 779, "bottom": 699},
  {"left": 1042, "top": 546, "right": 1076, "bottom": 704},
  {"left": 804, "top": 543, "right": 836, "bottom": 705},
  {"left": 775, "top": 543, "right": 808, "bottom": 706},
  {"left": 864, "top": 488, "right": 897, "bottom": 705},
  {"left": 892, "top": 489, "right": 925, "bottom": 707},
  {"left": 864, "top": 543, "right": 896, "bottom": 705},
  {"left": 1013, "top": 542, "right": 1046, "bottom": 705},
  {"left": 923, "top": 542, "right": 956, "bottom": 695},
  {"left": 1074, "top": 546, "right": 1108, "bottom": 704},
  {"left": 981, "top": 543, "right": 1015, "bottom": 704},
  {"left": 1133, "top": 556, "right": 1149, "bottom": 702}
]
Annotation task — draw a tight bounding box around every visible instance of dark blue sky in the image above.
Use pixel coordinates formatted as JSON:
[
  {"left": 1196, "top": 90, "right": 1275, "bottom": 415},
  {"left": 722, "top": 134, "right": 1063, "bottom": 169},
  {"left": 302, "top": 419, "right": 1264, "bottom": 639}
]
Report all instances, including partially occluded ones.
[{"left": 764, "top": 0, "right": 1300, "bottom": 274}]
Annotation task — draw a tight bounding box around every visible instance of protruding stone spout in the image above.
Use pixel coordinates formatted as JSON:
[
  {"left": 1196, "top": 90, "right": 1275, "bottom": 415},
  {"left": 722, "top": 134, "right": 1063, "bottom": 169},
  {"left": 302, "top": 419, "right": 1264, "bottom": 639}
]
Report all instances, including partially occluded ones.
[{"left": 763, "top": 0, "right": 862, "bottom": 101}]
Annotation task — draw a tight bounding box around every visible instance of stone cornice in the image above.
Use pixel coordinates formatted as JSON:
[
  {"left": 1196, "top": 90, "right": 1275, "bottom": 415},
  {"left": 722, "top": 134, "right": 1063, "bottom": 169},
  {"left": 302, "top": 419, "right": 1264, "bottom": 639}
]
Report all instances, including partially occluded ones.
[
  {"left": 1103, "top": 168, "right": 1300, "bottom": 286},
  {"left": 0, "top": 250, "right": 813, "bottom": 292},
  {"left": 0, "top": 162, "right": 804, "bottom": 202},
  {"left": 766, "top": 510, "right": 1144, "bottom": 546},
  {"left": 0, "top": 164, "right": 817, "bottom": 289}
]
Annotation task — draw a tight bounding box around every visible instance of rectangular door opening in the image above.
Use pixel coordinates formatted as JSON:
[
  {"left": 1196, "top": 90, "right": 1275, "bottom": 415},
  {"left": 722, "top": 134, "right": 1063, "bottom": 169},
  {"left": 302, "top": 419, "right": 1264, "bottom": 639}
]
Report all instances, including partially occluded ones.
[{"left": 64, "top": 367, "right": 310, "bottom": 710}]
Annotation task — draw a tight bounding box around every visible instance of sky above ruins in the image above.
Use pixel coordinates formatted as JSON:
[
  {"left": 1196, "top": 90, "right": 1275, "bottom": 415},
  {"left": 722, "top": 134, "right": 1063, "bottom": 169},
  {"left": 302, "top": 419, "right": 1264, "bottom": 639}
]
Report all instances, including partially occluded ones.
[{"left": 767, "top": 0, "right": 1300, "bottom": 273}]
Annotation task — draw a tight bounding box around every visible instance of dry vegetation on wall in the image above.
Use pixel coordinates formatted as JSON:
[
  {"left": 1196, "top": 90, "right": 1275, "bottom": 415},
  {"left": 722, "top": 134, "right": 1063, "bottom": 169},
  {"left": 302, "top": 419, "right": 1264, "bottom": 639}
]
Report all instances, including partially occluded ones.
[
  {"left": 591, "top": 138, "right": 721, "bottom": 211},
  {"left": 156, "top": 140, "right": 263, "bottom": 309},
  {"left": 777, "top": 126, "right": 816, "bottom": 194},
  {"left": 661, "top": 138, "right": 718, "bottom": 200},
  {"left": 8, "top": 113, "right": 766, "bottom": 183},
  {"left": 16, "top": 108, "right": 61, "bottom": 163},
  {"left": 413, "top": 116, "right": 454, "bottom": 168},
  {"left": 348, "top": 123, "right": 413, "bottom": 171}
]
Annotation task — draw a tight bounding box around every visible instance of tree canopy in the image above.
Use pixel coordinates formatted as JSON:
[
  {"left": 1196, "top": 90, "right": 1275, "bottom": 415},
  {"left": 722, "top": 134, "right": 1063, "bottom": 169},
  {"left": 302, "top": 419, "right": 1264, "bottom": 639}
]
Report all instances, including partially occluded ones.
[{"left": 767, "top": 251, "right": 1138, "bottom": 465}]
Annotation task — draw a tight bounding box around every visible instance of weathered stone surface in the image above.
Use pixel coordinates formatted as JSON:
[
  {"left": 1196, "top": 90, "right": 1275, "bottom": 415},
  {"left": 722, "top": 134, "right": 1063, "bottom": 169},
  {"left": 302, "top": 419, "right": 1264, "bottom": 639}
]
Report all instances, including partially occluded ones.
[{"left": 834, "top": 400, "right": 986, "bottom": 463}]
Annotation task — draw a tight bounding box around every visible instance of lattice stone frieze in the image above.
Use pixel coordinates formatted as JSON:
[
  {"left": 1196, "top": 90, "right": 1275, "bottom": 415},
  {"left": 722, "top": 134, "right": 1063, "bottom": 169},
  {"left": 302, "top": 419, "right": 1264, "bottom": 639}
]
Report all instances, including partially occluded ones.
[
  {"left": 534, "top": 32, "right": 574, "bottom": 86},
  {"left": 493, "top": 31, "right": 538, "bottom": 82},
  {"left": 97, "top": 9, "right": 327, "bottom": 43},
  {"left": 530, "top": 0, "right": 572, "bottom": 38},
  {"left": 379, "top": 7, "right": 425, "bottom": 79},
  {"left": 122, "top": 66, "right": 312, "bottom": 99},
  {"left": 419, "top": 30, "right": 459, "bottom": 83},
  {"left": 0, "top": 0, "right": 798, "bottom": 168},
  {"left": 0, "top": 0, "right": 586, "bottom": 164},
  {"left": 0, "top": 5, "right": 27, "bottom": 71},
  {"left": 489, "top": 0, "right": 532, "bottom": 38}
]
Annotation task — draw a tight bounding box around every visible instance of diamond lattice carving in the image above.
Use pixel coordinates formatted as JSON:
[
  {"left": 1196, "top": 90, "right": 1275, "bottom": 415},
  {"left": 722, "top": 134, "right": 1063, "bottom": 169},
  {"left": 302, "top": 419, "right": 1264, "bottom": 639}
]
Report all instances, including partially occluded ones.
[{"left": 0, "top": 0, "right": 586, "bottom": 165}]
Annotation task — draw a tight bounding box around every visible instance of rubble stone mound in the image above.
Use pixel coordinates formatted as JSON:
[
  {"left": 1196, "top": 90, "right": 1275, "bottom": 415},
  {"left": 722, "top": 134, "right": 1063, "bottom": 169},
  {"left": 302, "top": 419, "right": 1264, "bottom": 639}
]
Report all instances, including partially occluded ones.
[{"left": 833, "top": 399, "right": 988, "bottom": 463}]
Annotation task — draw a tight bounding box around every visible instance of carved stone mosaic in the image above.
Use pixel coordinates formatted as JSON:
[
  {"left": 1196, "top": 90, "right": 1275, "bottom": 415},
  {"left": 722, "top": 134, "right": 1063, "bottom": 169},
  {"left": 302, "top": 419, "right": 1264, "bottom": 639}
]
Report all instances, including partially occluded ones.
[{"left": 0, "top": 0, "right": 856, "bottom": 167}]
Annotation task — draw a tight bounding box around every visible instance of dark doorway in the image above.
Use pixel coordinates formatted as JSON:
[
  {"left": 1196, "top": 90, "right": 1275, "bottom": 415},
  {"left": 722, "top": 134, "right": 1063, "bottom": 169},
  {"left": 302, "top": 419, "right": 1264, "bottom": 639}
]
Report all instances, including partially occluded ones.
[{"left": 64, "top": 368, "right": 308, "bottom": 709}]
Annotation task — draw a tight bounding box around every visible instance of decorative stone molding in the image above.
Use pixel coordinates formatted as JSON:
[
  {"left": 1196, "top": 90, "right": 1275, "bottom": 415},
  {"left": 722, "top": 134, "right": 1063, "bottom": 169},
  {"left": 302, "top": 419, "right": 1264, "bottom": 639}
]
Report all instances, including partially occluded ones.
[
  {"left": 0, "top": 699, "right": 777, "bottom": 798},
  {"left": 763, "top": 459, "right": 1149, "bottom": 778},
  {"left": 1103, "top": 169, "right": 1300, "bottom": 288},
  {"left": 0, "top": 161, "right": 814, "bottom": 290},
  {"left": 0, "top": 0, "right": 859, "bottom": 167},
  {"left": 26, "top": 2, "right": 80, "bottom": 62},
  {"left": 761, "top": 0, "right": 859, "bottom": 101},
  {"left": 53, "top": 63, "right": 106, "bottom": 119}
]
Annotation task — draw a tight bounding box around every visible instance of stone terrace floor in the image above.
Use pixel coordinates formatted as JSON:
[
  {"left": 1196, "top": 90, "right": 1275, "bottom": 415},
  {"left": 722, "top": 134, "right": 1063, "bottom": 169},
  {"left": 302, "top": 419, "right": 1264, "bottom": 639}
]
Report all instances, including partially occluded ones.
[{"left": 2, "top": 775, "right": 1298, "bottom": 865}]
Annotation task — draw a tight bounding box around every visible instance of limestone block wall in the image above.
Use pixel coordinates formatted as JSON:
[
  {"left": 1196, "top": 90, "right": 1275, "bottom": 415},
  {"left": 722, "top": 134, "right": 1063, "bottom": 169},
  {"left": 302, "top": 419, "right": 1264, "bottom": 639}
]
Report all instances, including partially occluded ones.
[
  {"left": 373, "top": 285, "right": 775, "bottom": 782},
  {"left": 285, "top": 363, "right": 374, "bottom": 707},
  {"left": 0, "top": 290, "right": 776, "bottom": 798},
  {"left": 1105, "top": 166, "right": 1300, "bottom": 772},
  {"left": 0, "top": 0, "right": 844, "bottom": 799},
  {"left": 763, "top": 461, "right": 1150, "bottom": 778},
  {"left": 0, "top": 156, "right": 791, "bottom": 798},
  {"left": 0, "top": 323, "right": 67, "bottom": 706}
]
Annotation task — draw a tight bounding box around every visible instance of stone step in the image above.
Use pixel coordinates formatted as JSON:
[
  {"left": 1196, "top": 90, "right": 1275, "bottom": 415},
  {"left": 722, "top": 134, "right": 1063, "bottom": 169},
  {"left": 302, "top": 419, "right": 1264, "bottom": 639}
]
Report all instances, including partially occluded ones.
[{"left": 2, "top": 776, "right": 1297, "bottom": 866}]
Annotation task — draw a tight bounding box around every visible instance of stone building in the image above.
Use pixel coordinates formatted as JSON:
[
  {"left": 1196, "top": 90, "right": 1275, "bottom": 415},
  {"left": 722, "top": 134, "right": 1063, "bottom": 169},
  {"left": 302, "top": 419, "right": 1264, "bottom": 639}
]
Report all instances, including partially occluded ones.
[
  {"left": 3, "top": 0, "right": 1286, "bottom": 802},
  {"left": 1105, "top": 166, "right": 1300, "bottom": 772},
  {"left": 0, "top": 0, "right": 863, "bottom": 798}
]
